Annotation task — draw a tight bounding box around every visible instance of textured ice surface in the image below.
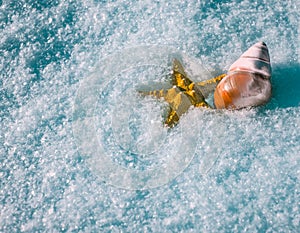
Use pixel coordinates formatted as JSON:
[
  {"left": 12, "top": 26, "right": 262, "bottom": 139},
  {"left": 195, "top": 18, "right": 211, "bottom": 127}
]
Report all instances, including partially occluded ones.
[{"left": 1, "top": 0, "right": 299, "bottom": 232}]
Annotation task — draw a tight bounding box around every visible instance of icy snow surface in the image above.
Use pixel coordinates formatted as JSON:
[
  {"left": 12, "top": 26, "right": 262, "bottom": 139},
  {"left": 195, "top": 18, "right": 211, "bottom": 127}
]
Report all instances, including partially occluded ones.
[{"left": 1, "top": 0, "right": 299, "bottom": 232}]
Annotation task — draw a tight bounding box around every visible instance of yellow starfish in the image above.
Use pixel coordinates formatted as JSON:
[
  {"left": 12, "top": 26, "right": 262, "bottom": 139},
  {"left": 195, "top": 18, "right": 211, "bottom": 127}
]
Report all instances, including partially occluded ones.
[{"left": 139, "top": 59, "right": 226, "bottom": 127}]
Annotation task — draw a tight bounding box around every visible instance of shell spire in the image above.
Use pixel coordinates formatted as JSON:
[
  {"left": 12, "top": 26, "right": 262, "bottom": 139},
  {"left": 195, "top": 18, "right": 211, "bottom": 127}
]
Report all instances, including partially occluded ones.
[{"left": 228, "top": 41, "right": 271, "bottom": 79}]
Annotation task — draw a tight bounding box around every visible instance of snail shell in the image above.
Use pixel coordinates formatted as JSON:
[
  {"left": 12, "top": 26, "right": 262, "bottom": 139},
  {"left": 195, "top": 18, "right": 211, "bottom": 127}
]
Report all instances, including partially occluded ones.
[{"left": 214, "top": 42, "right": 272, "bottom": 109}]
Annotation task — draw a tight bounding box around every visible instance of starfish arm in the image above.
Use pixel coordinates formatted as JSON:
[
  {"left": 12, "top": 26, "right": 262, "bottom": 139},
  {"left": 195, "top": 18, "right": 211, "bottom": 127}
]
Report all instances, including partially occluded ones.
[
  {"left": 197, "top": 73, "right": 227, "bottom": 86},
  {"left": 172, "top": 59, "right": 194, "bottom": 91},
  {"left": 164, "top": 109, "right": 179, "bottom": 127},
  {"left": 196, "top": 74, "right": 227, "bottom": 98},
  {"left": 138, "top": 89, "right": 168, "bottom": 99}
]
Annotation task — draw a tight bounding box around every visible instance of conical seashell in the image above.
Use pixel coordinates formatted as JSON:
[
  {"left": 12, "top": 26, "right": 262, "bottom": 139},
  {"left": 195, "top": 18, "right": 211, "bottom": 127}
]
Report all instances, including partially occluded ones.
[{"left": 214, "top": 42, "right": 272, "bottom": 109}]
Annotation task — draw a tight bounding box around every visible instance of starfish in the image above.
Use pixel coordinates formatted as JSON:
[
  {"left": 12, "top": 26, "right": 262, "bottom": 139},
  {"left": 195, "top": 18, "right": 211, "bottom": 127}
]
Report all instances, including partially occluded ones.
[{"left": 139, "top": 59, "right": 226, "bottom": 127}]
